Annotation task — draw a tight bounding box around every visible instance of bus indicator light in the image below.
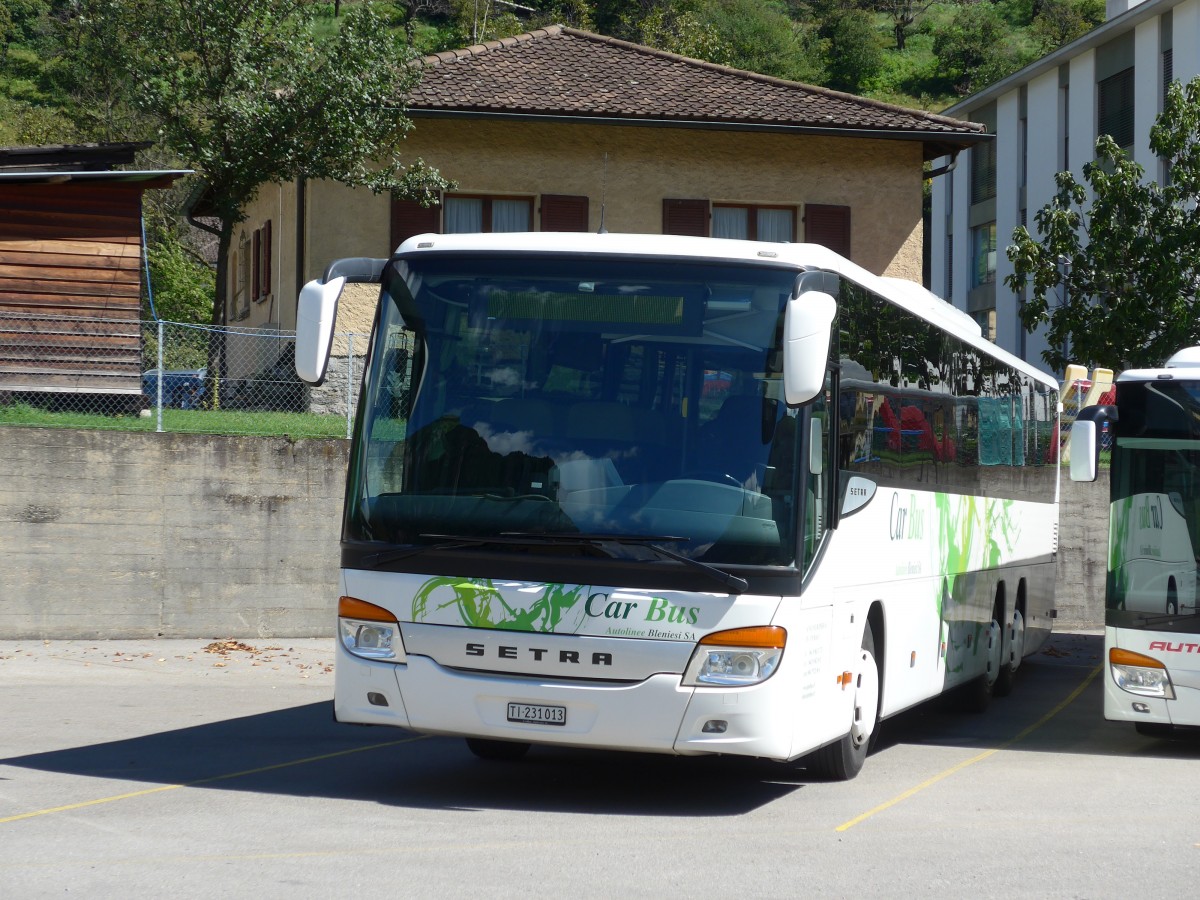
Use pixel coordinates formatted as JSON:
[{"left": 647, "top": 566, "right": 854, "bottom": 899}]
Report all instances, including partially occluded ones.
[{"left": 1110, "top": 647, "right": 1175, "bottom": 699}]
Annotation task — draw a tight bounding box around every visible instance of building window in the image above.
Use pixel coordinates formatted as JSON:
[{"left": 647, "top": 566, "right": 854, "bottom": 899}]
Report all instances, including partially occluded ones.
[
  {"left": 972, "top": 308, "right": 997, "bottom": 342},
  {"left": 1098, "top": 67, "right": 1135, "bottom": 152},
  {"left": 972, "top": 223, "right": 996, "bottom": 288},
  {"left": 971, "top": 140, "right": 996, "bottom": 205},
  {"left": 712, "top": 204, "right": 795, "bottom": 242},
  {"left": 444, "top": 195, "right": 533, "bottom": 233}
]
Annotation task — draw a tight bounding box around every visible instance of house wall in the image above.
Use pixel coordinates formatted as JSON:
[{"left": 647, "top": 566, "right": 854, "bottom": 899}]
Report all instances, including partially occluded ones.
[
  {"left": 232, "top": 118, "right": 929, "bottom": 339},
  {"left": 0, "top": 426, "right": 1108, "bottom": 638},
  {"left": 930, "top": 0, "right": 1197, "bottom": 374}
]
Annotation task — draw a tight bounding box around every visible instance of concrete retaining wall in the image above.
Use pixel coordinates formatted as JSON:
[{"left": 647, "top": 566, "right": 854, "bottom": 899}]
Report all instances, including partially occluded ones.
[{"left": 0, "top": 427, "right": 1110, "bottom": 638}]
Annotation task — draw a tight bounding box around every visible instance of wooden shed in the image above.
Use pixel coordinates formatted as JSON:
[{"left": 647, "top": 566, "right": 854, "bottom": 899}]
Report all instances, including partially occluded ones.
[{"left": 0, "top": 143, "right": 188, "bottom": 410}]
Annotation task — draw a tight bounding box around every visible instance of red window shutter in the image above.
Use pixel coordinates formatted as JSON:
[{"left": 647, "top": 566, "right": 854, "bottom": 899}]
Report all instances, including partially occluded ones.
[
  {"left": 540, "top": 194, "right": 590, "bottom": 232},
  {"left": 390, "top": 197, "right": 442, "bottom": 251},
  {"left": 804, "top": 204, "right": 851, "bottom": 258},
  {"left": 663, "top": 198, "right": 709, "bottom": 236}
]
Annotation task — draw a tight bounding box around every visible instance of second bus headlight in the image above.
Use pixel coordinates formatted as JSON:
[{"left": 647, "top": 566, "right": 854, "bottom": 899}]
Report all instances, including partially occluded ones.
[
  {"left": 338, "top": 596, "right": 407, "bottom": 663},
  {"left": 683, "top": 626, "right": 785, "bottom": 686},
  {"left": 1110, "top": 647, "right": 1175, "bottom": 699}
]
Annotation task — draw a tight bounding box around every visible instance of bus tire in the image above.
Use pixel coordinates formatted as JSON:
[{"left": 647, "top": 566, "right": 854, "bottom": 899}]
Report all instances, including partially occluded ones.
[
  {"left": 465, "top": 738, "right": 531, "bottom": 761},
  {"left": 1167, "top": 580, "right": 1178, "bottom": 616},
  {"left": 994, "top": 608, "right": 1025, "bottom": 698},
  {"left": 806, "top": 627, "right": 879, "bottom": 781},
  {"left": 964, "top": 612, "right": 1002, "bottom": 712}
]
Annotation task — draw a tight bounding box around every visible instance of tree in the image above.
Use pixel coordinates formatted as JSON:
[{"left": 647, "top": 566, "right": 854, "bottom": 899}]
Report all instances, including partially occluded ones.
[
  {"left": 65, "top": 0, "right": 449, "bottom": 347},
  {"left": 930, "top": 3, "right": 1025, "bottom": 96},
  {"left": 1006, "top": 78, "right": 1200, "bottom": 371},
  {"left": 823, "top": 8, "right": 882, "bottom": 93},
  {"left": 1030, "top": 0, "right": 1104, "bottom": 54},
  {"left": 870, "top": 0, "right": 938, "bottom": 51}
]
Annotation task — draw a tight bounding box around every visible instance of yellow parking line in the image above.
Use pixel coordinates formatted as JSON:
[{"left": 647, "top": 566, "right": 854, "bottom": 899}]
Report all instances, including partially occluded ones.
[
  {"left": 0, "top": 735, "right": 429, "bottom": 825},
  {"left": 836, "top": 664, "right": 1102, "bottom": 832}
]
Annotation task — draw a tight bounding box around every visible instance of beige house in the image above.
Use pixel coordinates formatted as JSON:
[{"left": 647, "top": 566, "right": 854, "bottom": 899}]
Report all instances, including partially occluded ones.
[{"left": 224, "top": 25, "right": 987, "bottom": 381}]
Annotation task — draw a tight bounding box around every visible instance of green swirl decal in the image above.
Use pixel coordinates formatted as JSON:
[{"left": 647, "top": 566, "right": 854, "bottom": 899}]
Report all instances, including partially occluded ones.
[{"left": 411, "top": 577, "right": 587, "bottom": 632}]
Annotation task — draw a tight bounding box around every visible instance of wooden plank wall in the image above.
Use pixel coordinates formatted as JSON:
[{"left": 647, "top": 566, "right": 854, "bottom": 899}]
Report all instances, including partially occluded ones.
[{"left": 0, "top": 182, "right": 145, "bottom": 395}]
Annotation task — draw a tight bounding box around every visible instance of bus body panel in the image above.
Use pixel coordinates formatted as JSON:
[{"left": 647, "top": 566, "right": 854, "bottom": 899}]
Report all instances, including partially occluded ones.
[
  {"left": 1104, "top": 626, "right": 1200, "bottom": 726},
  {"left": 316, "top": 233, "right": 1059, "bottom": 770}
]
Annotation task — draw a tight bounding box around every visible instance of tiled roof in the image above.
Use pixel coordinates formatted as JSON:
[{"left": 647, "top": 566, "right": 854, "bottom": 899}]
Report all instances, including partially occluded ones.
[{"left": 408, "top": 26, "right": 986, "bottom": 147}]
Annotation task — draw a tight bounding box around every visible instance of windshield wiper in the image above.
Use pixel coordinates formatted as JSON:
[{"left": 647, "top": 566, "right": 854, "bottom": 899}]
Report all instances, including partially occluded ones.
[{"left": 369, "top": 531, "right": 749, "bottom": 594}]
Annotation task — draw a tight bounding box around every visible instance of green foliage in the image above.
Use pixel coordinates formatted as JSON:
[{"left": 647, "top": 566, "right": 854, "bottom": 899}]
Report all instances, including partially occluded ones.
[
  {"left": 147, "top": 238, "right": 216, "bottom": 325},
  {"left": 1007, "top": 78, "right": 1200, "bottom": 371},
  {"left": 1031, "top": 0, "right": 1105, "bottom": 54},
  {"left": 929, "top": 3, "right": 1031, "bottom": 96},
  {"left": 823, "top": 9, "right": 882, "bottom": 93}
]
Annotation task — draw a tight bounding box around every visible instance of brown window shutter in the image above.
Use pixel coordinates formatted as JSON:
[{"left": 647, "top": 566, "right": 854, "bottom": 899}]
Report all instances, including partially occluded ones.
[
  {"left": 540, "top": 194, "right": 590, "bottom": 232},
  {"left": 663, "top": 198, "right": 709, "bottom": 236},
  {"left": 390, "top": 197, "right": 441, "bottom": 251},
  {"left": 804, "top": 204, "right": 851, "bottom": 258},
  {"left": 252, "top": 229, "right": 262, "bottom": 299},
  {"left": 263, "top": 220, "right": 272, "bottom": 296}
]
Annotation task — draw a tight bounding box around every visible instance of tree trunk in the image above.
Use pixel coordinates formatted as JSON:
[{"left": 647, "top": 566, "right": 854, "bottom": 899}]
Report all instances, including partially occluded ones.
[{"left": 203, "top": 223, "right": 233, "bottom": 409}]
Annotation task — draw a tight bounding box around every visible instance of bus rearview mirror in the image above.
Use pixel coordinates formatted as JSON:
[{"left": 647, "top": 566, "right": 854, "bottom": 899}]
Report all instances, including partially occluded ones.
[
  {"left": 1069, "top": 419, "right": 1098, "bottom": 483},
  {"left": 295, "top": 275, "right": 347, "bottom": 386},
  {"left": 784, "top": 290, "right": 837, "bottom": 405}
]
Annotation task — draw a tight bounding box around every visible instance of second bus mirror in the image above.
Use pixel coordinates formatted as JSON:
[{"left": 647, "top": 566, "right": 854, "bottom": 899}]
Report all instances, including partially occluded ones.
[
  {"left": 1069, "top": 419, "right": 1098, "bottom": 483},
  {"left": 784, "top": 290, "right": 836, "bottom": 405}
]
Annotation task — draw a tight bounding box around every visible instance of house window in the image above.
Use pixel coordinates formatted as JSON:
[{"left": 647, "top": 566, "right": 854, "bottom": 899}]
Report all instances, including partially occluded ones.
[
  {"left": 970, "top": 140, "right": 996, "bottom": 205},
  {"left": 540, "top": 194, "right": 589, "bottom": 232},
  {"left": 804, "top": 203, "right": 851, "bottom": 258},
  {"left": 663, "top": 198, "right": 710, "bottom": 236},
  {"left": 972, "top": 223, "right": 996, "bottom": 288},
  {"left": 444, "top": 195, "right": 533, "bottom": 233},
  {"left": 1098, "top": 67, "right": 1135, "bottom": 152},
  {"left": 972, "top": 308, "right": 997, "bottom": 342},
  {"left": 712, "top": 204, "right": 795, "bottom": 242}
]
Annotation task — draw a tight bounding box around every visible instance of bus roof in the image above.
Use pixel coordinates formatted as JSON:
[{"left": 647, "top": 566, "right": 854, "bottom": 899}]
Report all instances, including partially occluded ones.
[{"left": 393, "top": 231, "right": 1057, "bottom": 391}]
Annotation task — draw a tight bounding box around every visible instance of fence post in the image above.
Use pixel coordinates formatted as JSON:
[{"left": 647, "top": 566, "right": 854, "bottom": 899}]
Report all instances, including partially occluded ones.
[
  {"left": 345, "top": 333, "right": 354, "bottom": 440},
  {"left": 156, "top": 320, "right": 164, "bottom": 434}
]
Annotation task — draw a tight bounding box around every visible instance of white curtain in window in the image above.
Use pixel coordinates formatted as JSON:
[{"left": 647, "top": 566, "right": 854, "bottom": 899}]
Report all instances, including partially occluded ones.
[
  {"left": 492, "top": 199, "right": 531, "bottom": 232},
  {"left": 445, "top": 197, "right": 483, "bottom": 233},
  {"left": 712, "top": 207, "right": 748, "bottom": 239},
  {"left": 757, "top": 208, "right": 793, "bottom": 242}
]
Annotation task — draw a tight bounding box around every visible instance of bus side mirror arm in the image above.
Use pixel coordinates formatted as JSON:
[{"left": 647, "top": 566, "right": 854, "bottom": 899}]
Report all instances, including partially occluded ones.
[
  {"left": 784, "top": 290, "right": 836, "bottom": 405},
  {"left": 295, "top": 258, "right": 386, "bottom": 386},
  {"left": 1069, "top": 405, "right": 1117, "bottom": 483}
]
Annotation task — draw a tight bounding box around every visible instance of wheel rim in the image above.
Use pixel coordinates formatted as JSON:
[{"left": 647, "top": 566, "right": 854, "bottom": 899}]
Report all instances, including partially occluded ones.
[
  {"left": 1009, "top": 610, "right": 1025, "bottom": 673},
  {"left": 985, "top": 619, "right": 1002, "bottom": 687},
  {"left": 850, "top": 645, "right": 880, "bottom": 748}
]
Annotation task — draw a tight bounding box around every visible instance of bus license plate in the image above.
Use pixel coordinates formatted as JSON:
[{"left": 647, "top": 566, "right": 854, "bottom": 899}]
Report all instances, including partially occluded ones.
[{"left": 506, "top": 702, "right": 566, "bottom": 726}]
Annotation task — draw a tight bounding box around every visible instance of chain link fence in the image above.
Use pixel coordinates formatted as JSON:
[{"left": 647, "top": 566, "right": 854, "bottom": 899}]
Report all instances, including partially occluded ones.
[{"left": 0, "top": 312, "right": 368, "bottom": 439}]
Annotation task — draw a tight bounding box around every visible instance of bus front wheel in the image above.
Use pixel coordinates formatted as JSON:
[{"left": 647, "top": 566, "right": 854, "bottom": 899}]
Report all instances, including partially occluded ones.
[
  {"left": 805, "top": 627, "right": 879, "bottom": 781},
  {"left": 465, "top": 738, "right": 531, "bottom": 761}
]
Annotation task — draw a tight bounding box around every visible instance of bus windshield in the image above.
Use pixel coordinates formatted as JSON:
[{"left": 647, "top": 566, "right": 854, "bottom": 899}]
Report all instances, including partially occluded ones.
[
  {"left": 1108, "top": 379, "right": 1200, "bottom": 631},
  {"left": 345, "top": 254, "right": 807, "bottom": 568}
]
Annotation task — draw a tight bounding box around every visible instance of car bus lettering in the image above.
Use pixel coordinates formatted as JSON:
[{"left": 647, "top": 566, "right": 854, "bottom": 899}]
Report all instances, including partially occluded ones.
[
  {"left": 464, "top": 643, "right": 613, "bottom": 666},
  {"left": 585, "top": 590, "right": 639, "bottom": 620}
]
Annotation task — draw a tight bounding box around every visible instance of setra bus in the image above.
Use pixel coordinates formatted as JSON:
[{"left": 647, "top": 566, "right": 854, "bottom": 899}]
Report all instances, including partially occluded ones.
[
  {"left": 1070, "top": 348, "right": 1200, "bottom": 734},
  {"left": 296, "top": 232, "right": 1059, "bottom": 778}
]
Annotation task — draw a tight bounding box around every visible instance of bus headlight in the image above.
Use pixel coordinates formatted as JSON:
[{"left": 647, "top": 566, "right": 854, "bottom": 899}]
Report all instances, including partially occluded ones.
[
  {"left": 338, "top": 596, "right": 406, "bottom": 663},
  {"left": 683, "top": 626, "right": 785, "bottom": 687},
  {"left": 1110, "top": 647, "right": 1175, "bottom": 699}
]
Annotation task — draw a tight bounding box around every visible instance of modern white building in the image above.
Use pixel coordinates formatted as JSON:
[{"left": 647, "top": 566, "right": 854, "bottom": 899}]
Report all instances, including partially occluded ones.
[{"left": 929, "top": 0, "right": 1200, "bottom": 374}]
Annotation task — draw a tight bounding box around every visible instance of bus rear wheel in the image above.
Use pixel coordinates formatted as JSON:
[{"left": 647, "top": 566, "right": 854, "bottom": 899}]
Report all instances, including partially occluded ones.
[
  {"left": 994, "top": 608, "right": 1025, "bottom": 698},
  {"left": 963, "top": 614, "right": 1002, "bottom": 712},
  {"left": 806, "top": 627, "right": 879, "bottom": 781},
  {"left": 465, "top": 738, "right": 531, "bottom": 761}
]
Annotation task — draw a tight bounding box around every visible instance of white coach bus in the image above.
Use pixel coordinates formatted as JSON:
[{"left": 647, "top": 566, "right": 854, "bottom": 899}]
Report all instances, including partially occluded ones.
[
  {"left": 296, "top": 232, "right": 1059, "bottom": 779},
  {"left": 1070, "top": 348, "right": 1200, "bottom": 735}
]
